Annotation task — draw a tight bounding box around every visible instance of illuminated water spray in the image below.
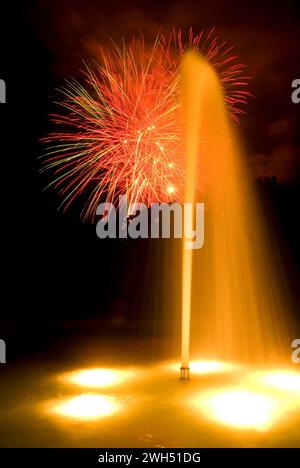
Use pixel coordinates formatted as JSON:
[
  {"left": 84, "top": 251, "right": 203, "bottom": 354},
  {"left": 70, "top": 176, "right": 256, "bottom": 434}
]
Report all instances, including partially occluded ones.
[
  {"left": 179, "top": 50, "right": 290, "bottom": 377},
  {"left": 180, "top": 50, "right": 207, "bottom": 378}
]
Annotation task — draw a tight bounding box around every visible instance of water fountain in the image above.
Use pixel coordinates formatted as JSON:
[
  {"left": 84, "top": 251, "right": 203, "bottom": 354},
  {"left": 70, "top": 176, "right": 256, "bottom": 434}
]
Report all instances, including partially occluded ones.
[{"left": 180, "top": 50, "right": 291, "bottom": 377}]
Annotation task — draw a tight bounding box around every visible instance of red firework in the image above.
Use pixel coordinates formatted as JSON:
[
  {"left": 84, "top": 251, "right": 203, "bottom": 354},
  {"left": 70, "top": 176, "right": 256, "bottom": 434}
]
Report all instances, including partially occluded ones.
[{"left": 41, "top": 28, "right": 251, "bottom": 221}]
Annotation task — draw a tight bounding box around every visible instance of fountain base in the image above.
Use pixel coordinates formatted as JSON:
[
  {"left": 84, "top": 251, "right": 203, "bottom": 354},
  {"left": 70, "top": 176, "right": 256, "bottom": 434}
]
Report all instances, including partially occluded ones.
[{"left": 180, "top": 366, "right": 190, "bottom": 380}]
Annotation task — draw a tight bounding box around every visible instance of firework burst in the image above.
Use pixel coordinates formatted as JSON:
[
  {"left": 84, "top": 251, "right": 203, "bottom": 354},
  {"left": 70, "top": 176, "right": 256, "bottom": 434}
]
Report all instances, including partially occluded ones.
[{"left": 41, "top": 28, "right": 251, "bottom": 221}]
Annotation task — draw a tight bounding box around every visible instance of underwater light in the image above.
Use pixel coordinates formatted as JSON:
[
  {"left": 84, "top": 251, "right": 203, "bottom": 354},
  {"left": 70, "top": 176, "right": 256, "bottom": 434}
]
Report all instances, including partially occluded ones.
[
  {"left": 257, "top": 370, "right": 300, "bottom": 393},
  {"left": 53, "top": 394, "right": 119, "bottom": 420},
  {"left": 197, "top": 388, "right": 279, "bottom": 431},
  {"left": 64, "top": 368, "right": 133, "bottom": 388}
]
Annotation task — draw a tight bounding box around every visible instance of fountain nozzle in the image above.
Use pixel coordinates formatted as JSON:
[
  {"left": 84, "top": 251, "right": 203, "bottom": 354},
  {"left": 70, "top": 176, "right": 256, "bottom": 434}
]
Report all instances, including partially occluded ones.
[{"left": 180, "top": 366, "right": 190, "bottom": 380}]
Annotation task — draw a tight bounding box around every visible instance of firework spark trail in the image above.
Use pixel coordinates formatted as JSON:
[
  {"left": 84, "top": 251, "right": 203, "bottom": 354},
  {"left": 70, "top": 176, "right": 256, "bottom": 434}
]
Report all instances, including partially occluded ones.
[{"left": 41, "top": 29, "right": 251, "bottom": 221}]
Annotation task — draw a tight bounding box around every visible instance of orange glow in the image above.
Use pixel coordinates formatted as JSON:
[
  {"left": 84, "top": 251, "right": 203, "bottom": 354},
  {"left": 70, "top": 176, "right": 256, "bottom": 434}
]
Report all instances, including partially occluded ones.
[
  {"left": 167, "top": 359, "right": 237, "bottom": 375},
  {"left": 198, "top": 389, "right": 279, "bottom": 431},
  {"left": 181, "top": 51, "right": 208, "bottom": 370},
  {"left": 255, "top": 370, "right": 300, "bottom": 393},
  {"left": 190, "top": 360, "right": 237, "bottom": 374},
  {"left": 52, "top": 394, "right": 119, "bottom": 420},
  {"left": 63, "top": 368, "right": 133, "bottom": 388},
  {"left": 177, "top": 45, "right": 289, "bottom": 367}
]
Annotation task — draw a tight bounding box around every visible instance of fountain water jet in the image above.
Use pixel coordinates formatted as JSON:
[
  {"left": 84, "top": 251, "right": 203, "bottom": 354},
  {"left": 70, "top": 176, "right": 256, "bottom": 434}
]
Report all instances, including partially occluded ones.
[
  {"left": 180, "top": 50, "right": 206, "bottom": 378},
  {"left": 180, "top": 49, "right": 290, "bottom": 376}
]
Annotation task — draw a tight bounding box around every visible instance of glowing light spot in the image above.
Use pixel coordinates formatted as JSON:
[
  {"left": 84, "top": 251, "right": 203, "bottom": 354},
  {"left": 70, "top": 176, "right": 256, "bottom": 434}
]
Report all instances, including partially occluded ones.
[
  {"left": 152, "top": 125, "right": 155, "bottom": 129},
  {"left": 167, "top": 359, "right": 237, "bottom": 375},
  {"left": 53, "top": 394, "right": 118, "bottom": 420},
  {"left": 168, "top": 162, "right": 174, "bottom": 168},
  {"left": 123, "top": 139, "right": 128, "bottom": 144},
  {"left": 65, "top": 368, "right": 132, "bottom": 388},
  {"left": 166, "top": 185, "right": 175, "bottom": 194},
  {"left": 258, "top": 371, "right": 300, "bottom": 393},
  {"left": 190, "top": 360, "right": 236, "bottom": 374},
  {"left": 199, "top": 389, "right": 278, "bottom": 431}
]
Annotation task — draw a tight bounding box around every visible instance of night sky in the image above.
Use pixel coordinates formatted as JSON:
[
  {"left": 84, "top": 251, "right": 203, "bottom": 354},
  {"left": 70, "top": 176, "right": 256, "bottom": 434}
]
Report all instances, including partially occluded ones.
[
  {"left": 0, "top": 1, "right": 299, "bottom": 354},
  {"left": 27, "top": 0, "right": 300, "bottom": 183}
]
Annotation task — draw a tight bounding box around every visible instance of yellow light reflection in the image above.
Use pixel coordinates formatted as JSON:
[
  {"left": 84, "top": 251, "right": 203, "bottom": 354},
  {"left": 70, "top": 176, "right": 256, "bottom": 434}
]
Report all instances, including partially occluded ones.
[
  {"left": 65, "top": 368, "right": 133, "bottom": 388},
  {"left": 190, "top": 360, "right": 237, "bottom": 374},
  {"left": 257, "top": 370, "right": 300, "bottom": 393},
  {"left": 53, "top": 394, "right": 119, "bottom": 420},
  {"left": 167, "top": 360, "right": 237, "bottom": 375},
  {"left": 199, "top": 389, "right": 278, "bottom": 431}
]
